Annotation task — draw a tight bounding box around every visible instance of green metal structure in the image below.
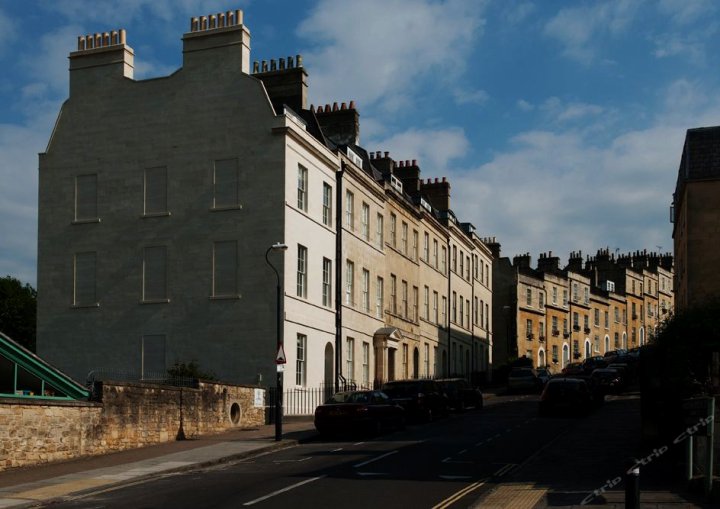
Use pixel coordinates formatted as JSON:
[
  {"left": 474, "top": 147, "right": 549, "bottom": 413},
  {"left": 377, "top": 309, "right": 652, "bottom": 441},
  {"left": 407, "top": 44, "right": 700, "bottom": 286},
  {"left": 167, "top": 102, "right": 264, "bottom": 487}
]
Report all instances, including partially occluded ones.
[{"left": 0, "top": 331, "right": 89, "bottom": 400}]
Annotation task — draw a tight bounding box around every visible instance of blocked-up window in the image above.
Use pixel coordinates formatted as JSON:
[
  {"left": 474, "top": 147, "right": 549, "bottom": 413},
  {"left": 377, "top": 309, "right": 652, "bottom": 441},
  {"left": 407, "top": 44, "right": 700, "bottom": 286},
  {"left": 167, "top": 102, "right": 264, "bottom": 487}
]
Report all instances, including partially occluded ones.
[
  {"left": 144, "top": 166, "right": 167, "bottom": 215},
  {"left": 74, "top": 251, "right": 97, "bottom": 306},
  {"left": 143, "top": 246, "right": 167, "bottom": 301},
  {"left": 142, "top": 335, "right": 166, "bottom": 378},
  {"left": 213, "top": 158, "right": 239, "bottom": 208},
  {"left": 213, "top": 241, "right": 237, "bottom": 296},
  {"left": 75, "top": 174, "right": 98, "bottom": 220}
]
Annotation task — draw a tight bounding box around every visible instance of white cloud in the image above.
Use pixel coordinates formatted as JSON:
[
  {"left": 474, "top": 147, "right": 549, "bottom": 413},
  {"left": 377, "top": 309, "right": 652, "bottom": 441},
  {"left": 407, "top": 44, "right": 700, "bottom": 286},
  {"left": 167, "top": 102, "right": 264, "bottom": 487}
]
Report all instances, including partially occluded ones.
[
  {"left": 368, "top": 127, "right": 470, "bottom": 174},
  {"left": 653, "top": 34, "right": 706, "bottom": 64},
  {"left": 453, "top": 88, "right": 489, "bottom": 105},
  {"left": 444, "top": 79, "right": 720, "bottom": 264},
  {"left": 503, "top": 2, "right": 535, "bottom": 25},
  {"left": 297, "top": 0, "right": 485, "bottom": 111},
  {"left": 0, "top": 8, "right": 17, "bottom": 51},
  {"left": 658, "top": 0, "right": 716, "bottom": 25},
  {"left": 543, "top": 0, "right": 641, "bottom": 64},
  {"left": 516, "top": 99, "right": 534, "bottom": 111}
]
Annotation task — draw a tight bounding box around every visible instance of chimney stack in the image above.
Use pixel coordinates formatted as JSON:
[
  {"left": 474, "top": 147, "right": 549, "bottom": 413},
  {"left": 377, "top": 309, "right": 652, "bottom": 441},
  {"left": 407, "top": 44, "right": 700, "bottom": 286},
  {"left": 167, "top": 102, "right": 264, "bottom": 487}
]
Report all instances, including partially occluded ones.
[
  {"left": 252, "top": 54, "right": 308, "bottom": 114},
  {"left": 393, "top": 158, "right": 421, "bottom": 195},
  {"left": 420, "top": 177, "right": 451, "bottom": 211},
  {"left": 182, "top": 10, "right": 251, "bottom": 74},
  {"left": 315, "top": 100, "right": 360, "bottom": 146},
  {"left": 69, "top": 28, "right": 134, "bottom": 95},
  {"left": 537, "top": 251, "right": 560, "bottom": 273}
]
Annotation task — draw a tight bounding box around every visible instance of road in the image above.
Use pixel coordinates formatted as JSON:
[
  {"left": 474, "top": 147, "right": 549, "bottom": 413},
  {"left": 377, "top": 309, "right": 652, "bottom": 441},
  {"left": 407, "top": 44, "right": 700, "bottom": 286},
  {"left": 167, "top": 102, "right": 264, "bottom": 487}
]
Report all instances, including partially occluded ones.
[{"left": 42, "top": 393, "right": 633, "bottom": 509}]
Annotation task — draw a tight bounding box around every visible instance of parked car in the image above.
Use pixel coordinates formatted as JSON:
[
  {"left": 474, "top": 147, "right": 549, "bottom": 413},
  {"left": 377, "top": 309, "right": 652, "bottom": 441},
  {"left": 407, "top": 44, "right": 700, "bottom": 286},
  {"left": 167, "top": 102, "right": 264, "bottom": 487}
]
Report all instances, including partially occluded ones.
[
  {"left": 582, "top": 356, "right": 608, "bottom": 374},
  {"left": 437, "top": 378, "right": 483, "bottom": 411},
  {"left": 604, "top": 349, "right": 627, "bottom": 358},
  {"left": 590, "top": 368, "right": 624, "bottom": 394},
  {"left": 314, "top": 390, "right": 405, "bottom": 436},
  {"left": 534, "top": 367, "right": 552, "bottom": 386},
  {"left": 381, "top": 379, "right": 449, "bottom": 421},
  {"left": 539, "top": 377, "right": 594, "bottom": 416},
  {"left": 561, "top": 362, "right": 584, "bottom": 376},
  {"left": 508, "top": 367, "right": 542, "bottom": 393}
]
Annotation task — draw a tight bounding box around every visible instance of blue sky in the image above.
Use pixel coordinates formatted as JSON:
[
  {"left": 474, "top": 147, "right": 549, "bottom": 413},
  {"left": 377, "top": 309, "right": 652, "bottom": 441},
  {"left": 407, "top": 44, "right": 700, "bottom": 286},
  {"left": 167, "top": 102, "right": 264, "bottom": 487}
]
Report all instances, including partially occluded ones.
[{"left": 2, "top": 0, "right": 719, "bottom": 286}]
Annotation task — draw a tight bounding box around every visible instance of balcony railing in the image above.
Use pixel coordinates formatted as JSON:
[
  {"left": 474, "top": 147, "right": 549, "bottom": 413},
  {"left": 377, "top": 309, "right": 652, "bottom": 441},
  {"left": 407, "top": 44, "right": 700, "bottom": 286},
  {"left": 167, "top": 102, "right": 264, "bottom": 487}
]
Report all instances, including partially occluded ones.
[
  {"left": 551, "top": 329, "right": 559, "bottom": 337},
  {"left": 584, "top": 327, "right": 591, "bottom": 333},
  {"left": 573, "top": 325, "right": 581, "bottom": 331},
  {"left": 526, "top": 333, "right": 534, "bottom": 340}
]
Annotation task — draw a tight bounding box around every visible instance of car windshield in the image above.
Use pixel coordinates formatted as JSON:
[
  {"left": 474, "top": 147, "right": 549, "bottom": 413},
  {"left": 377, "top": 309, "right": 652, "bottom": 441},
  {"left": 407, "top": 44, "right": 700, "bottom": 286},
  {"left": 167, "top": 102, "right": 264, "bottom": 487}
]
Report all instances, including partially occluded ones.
[
  {"left": 382, "top": 382, "right": 422, "bottom": 395},
  {"left": 326, "top": 391, "right": 372, "bottom": 404}
]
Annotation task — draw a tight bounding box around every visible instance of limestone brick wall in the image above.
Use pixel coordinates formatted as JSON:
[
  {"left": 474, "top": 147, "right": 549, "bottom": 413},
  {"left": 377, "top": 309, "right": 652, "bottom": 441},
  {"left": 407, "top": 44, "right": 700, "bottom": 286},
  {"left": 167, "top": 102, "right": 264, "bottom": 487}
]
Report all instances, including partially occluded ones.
[
  {"left": 0, "top": 399, "right": 102, "bottom": 470},
  {"left": 0, "top": 381, "right": 265, "bottom": 472}
]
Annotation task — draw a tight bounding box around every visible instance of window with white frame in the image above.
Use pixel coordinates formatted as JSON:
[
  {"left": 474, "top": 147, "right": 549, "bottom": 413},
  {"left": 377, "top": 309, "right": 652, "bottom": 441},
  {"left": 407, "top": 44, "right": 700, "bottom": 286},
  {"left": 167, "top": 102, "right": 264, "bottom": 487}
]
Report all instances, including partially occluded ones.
[
  {"left": 345, "top": 191, "right": 354, "bottom": 230},
  {"left": 552, "top": 286, "right": 557, "bottom": 304},
  {"left": 459, "top": 296, "right": 464, "bottom": 327},
  {"left": 362, "top": 342, "right": 370, "bottom": 386},
  {"left": 452, "top": 245, "right": 457, "bottom": 272},
  {"left": 465, "top": 298, "right": 470, "bottom": 328},
  {"left": 361, "top": 269, "right": 370, "bottom": 312},
  {"left": 433, "top": 240, "right": 439, "bottom": 268},
  {"left": 297, "top": 164, "right": 308, "bottom": 211},
  {"left": 413, "top": 286, "right": 418, "bottom": 321},
  {"left": 322, "top": 182, "right": 332, "bottom": 226},
  {"left": 424, "top": 344, "right": 430, "bottom": 378},
  {"left": 474, "top": 296, "right": 478, "bottom": 325},
  {"left": 376, "top": 213, "right": 384, "bottom": 249},
  {"left": 402, "top": 344, "right": 408, "bottom": 379},
  {"left": 466, "top": 256, "right": 470, "bottom": 280},
  {"left": 539, "top": 292, "right": 545, "bottom": 308},
  {"left": 441, "top": 246, "right": 447, "bottom": 274},
  {"left": 376, "top": 276, "right": 384, "bottom": 318},
  {"left": 526, "top": 288, "right": 532, "bottom": 306},
  {"left": 322, "top": 257, "right": 332, "bottom": 307},
  {"left": 390, "top": 213, "right": 397, "bottom": 247},
  {"left": 485, "top": 303, "right": 489, "bottom": 329},
  {"left": 433, "top": 291, "right": 439, "bottom": 324},
  {"left": 402, "top": 280, "right": 408, "bottom": 318},
  {"left": 401, "top": 222, "right": 408, "bottom": 255},
  {"left": 390, "top": 275, "right": 397, "bottom": 314},
  {"left": 563, "top": 289, "right": 568, "bottom": 306},
  {"left": 442, "top": 296, "right": 447, "bottom": 326},
  {"left": 346, "top": 337, "right": 355, "bottom": 381},
  {"left": 424, "top": 286, "right": 430, "bottom": 320},
  {"left": 480, "top": 299, "right": 484, "bottom": 328},
  {"left": 584, "top": 287, "right": 589, "bottom": 305},
  {"left": 296, "top": 334, "right": 306, "bottom": 386},
  {"left": 452, "top": 291, "right": 457, "bottom": 323},
  {"left": 345, "top": 260, "right": 354, "bottom": 305},
  {"left": 423, "top": 232, "right": 429, "bottom": 262},
  {"left": 412, "top": 230, "right": 418, "bottom": 260},
  {"left": 361, "top": 202, "right": 370, "bottom": 240},
  {"left": 460, "top": 251, "right": 464, "bottom": 278},
  {"left": 296, "top": 245, "right": 307, "bottom": 298}
]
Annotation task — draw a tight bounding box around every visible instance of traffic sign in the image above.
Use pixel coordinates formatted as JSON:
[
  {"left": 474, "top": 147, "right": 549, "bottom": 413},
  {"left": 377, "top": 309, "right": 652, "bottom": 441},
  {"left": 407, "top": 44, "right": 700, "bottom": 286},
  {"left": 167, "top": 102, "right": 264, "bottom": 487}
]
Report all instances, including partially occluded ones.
[{"left": 275, "top": 344, "right": 287, "bottom": 364}]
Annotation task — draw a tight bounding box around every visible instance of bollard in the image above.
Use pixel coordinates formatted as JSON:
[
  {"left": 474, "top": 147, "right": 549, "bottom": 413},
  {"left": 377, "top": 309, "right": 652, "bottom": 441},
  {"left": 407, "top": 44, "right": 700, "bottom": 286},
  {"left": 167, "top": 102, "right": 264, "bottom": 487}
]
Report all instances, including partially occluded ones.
[{"left": 625, "top": 458, "right": 640, "bottom": 509}]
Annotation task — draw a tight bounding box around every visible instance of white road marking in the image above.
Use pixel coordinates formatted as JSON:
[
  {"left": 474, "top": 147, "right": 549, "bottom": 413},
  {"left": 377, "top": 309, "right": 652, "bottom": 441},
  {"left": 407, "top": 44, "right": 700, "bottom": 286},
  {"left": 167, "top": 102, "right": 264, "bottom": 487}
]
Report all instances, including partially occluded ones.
[
  {"left": 332, "top": 448, "right": 343, "bottom": 452},
  {"left": 272, "top": 457, "right": 311, "bottom": 464},
  {"left": 242, "top": 476, "right": 326, "bottom": 506},
  {"left": 353, "top": 450, "right": 398, "bottom": 468},
  {"left": 458, "top": 449, "right": 467, "bottom": 455}
]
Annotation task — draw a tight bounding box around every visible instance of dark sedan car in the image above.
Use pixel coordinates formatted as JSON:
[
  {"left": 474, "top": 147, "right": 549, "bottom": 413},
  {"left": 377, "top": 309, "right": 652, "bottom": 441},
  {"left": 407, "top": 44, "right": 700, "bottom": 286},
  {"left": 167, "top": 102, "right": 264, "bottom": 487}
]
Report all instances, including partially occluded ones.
[
  {"left": 314, "top": 390, "right": 405, "bottom": 436},
  {"left": 437, "top": 378, "right": 483, "bottom": 411},
  {"left": 381, "top": 379, "right": 449, "bottom": 421},
  {"left": 591, "top": 368, "right": 624, "bottom": 394},
  {"left": 539, "top": 378, "right": 594, "bottom": 416}
]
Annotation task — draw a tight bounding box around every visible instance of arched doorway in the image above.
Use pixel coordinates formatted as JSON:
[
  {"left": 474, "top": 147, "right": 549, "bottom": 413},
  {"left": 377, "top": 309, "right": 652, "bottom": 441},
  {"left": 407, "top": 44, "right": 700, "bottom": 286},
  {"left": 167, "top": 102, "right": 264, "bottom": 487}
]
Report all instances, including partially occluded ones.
[
  {"left": 413, "top": 347, "right": 420, "bottom": 379},
  {"left": 622, "top": 332, "right": 627, "bottom": 350},
  {"left": 639, "top": 327, "right": 645, "bottom": 346},
  {"left": 562, "top": 344, "right": 570, "bottom": 368},
  {"left": 604, "top": 335, "right": 610, "bottom": 354},
  {"left": 324, "top": 342, "right": 334, "bottom": 398},
  {"left": 584, "top": 339, "right": 591, "bottom": 358},
  {"left": 538, "top": 348, "right": 546, "bottom": 367}
]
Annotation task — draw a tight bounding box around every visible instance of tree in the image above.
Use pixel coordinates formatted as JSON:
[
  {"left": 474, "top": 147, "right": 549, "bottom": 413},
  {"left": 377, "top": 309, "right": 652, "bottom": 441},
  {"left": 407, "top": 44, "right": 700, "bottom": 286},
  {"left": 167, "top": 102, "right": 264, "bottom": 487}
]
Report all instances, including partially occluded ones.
[{"left": 0, "top": 276, "right": 37, "bottom": 351}]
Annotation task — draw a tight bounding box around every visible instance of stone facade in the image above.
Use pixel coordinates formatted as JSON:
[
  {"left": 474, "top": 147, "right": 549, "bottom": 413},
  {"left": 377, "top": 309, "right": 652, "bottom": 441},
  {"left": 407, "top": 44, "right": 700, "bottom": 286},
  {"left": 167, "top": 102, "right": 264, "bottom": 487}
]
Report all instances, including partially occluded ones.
[{"left": 0, "top": 381, "right": 264, "bottom": 472}]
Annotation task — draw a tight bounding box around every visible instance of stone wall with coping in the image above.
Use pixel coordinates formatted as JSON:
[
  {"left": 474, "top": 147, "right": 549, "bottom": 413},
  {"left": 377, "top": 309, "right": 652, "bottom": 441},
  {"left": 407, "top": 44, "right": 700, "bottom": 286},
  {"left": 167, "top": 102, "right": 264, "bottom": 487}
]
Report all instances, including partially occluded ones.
[{"left": 0, "top": 381, "right": 265, "bottom": 471}]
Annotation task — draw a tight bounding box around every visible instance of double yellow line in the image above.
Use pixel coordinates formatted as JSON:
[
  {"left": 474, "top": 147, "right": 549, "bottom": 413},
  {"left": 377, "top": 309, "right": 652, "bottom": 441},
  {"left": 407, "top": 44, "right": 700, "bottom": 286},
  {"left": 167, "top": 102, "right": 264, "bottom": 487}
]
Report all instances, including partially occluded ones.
[{"left": 431, "top": 479, "right": 487, "bottom": 509}]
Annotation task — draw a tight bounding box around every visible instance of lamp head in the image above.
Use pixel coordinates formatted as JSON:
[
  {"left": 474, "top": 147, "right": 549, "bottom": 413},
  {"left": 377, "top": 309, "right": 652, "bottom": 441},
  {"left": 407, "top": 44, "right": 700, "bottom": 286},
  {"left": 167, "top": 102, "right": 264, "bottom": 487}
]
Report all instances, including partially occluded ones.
[{"left": 271, "top": 242, "right": 288, "bottom": 251}]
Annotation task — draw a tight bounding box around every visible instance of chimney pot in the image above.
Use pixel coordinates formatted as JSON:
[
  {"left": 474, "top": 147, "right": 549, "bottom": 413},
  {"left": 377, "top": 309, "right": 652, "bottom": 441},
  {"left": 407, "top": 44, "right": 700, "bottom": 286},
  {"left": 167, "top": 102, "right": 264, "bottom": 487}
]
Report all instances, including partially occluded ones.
[
  {"left": 296, "top": 54, "right": 303, "bottom": 67},
  {"left": 412, "top": 159, "right": 417, "bottom": 166},
  {"left": 270, "top": 59, "right": 277, "bottom": 71},
  {"left": 227, "top": 10, "right": 234, "bottom": 25},
  {"left": 332, "top": 102, "right": 338, "bottom": 111},
  {"left": 201, "top": 16, "right": 208, "bottom": 30},
  {"left": 235, "top": 9, "right": 243, "bottom": 25},
  {"left": 349, "top": 100, "right": 355, "bottom": 109},
  {"left": 288, "top": 55, "right": 294, "bottom": 67},
  {"left": 191, "top": 17, "right": 199, "bottom": 31},
  {"left": 279, "top": 57, "right": 286, "bottom": 70},
  {"left": 341, "top": 102, "right": 347, "bottom": 110},
  {"left": 310, "top": 104, "right": 315, "bottom": 112},
  {"left": 405, "top": 159, "right": 410, "bottom": 167},
  {"left": 252, "top": 61, "right": 259, "bottom": 73},
  {"left": 209, "top": 14, "right": 216, "bottom": 29},
  {"left": 384, "top": 151, "right": 389, "bottom": 158},
  {"left": 262, "top": 60, "right": 268, "bottom": 72},
  {"left": 442, "top": 177, "right": 447, "bottom": 183},
  {"left": 399, "top": 161, "right": 405, "bottom": 167},
  {"left": 435, "top": 178, "right": 439, "bottom": 183},
  {"left": 219, "top": 13, "right": 226, "bottom": 27}
]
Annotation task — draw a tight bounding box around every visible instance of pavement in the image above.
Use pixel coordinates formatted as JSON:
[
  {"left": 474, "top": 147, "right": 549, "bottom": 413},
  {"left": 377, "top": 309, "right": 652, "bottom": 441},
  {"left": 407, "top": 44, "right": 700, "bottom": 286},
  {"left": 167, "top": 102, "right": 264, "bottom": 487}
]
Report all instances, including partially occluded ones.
[{"left": 0, "top": 390, "right": 714, "bottom": 508}]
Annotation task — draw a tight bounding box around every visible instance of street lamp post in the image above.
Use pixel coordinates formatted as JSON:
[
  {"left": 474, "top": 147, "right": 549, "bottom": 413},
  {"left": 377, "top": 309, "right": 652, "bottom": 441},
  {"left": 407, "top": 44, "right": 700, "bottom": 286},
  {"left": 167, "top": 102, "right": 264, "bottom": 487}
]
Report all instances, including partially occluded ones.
[{"left": 265, "top": 242, "right": 288, "bottom": 442}]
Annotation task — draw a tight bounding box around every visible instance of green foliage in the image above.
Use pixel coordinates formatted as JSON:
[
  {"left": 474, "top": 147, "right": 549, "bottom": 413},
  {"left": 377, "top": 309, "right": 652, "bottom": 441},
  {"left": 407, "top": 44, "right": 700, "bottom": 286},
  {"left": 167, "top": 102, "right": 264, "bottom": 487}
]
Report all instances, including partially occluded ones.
[
  {"left": 0, "top": 276, "right": 37, "bottom": 351},
  {"left": 652, "top": 298, "right": 720, "bottom": 397},
  {"left": 167, "top": 360, "right": 216, "bottom": 381}
]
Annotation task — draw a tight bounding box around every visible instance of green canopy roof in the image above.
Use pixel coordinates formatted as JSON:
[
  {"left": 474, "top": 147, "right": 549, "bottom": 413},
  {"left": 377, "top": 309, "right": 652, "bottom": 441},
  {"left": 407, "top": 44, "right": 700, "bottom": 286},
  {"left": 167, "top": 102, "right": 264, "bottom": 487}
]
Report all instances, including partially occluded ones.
[{"left": 0, "top": 331, "right": 89, "bottom": 400}]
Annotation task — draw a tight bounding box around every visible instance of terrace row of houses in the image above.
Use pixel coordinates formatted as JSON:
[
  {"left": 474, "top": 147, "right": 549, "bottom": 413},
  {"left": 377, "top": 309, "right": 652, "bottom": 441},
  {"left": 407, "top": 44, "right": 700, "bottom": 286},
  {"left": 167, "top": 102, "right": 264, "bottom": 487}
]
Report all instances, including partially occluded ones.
[
  {"left": 35, "top": 10, "right": 493, "bottom": 390},
  {"left": 491, "top": 246, "right": 674, "bottom": 372}
]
